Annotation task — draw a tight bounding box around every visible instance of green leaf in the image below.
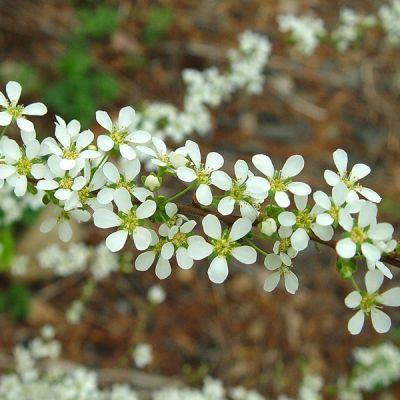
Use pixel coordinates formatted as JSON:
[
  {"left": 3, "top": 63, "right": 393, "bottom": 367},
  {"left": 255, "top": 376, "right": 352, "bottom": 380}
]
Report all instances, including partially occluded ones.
[{"left": 0, "top": 227, "right": 15, "bottom": 272}]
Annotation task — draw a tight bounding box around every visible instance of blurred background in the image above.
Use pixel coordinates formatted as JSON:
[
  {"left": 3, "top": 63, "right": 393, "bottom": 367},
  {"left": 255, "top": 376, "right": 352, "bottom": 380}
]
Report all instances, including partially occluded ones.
[{"left": 0, "top": 0, "right": 399, "bottom": 398}]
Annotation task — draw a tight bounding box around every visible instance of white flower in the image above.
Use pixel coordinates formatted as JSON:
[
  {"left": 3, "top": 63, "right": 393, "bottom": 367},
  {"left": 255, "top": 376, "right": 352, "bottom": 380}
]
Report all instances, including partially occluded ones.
[
  {"left": 137, "top": 137, "right": 187, "bottom": 169},
  {"left": 37, "top": 155, "right": 86, "bottom": 202},
  {"left": 144, "top": 175, "right": 160, "bottom": 191},
  {"left": 93, "top": 188, "right": 156, "bottom": 252},
  {"left": 43, "top": 116, "right": 100, "bottom": 170},
  {"left": 261, "top": 218, "right": 277, "bottom": 236},
  {"left": 248, "top": 154, "right": 311, "bottom": 208},
  {"left": 272, "top": 226, "right": 298, "bottom": 259},
  {"left": 96, "top": 106, "right": 150, "bottom": 160},
  {"left": 324, "top": 149, "right": 381, "bottom": 203},
  {"left": 345, "top": 270, "right": 400, "bottom": 335},
  {"left": 264, "top": 252, "right": 298, "bottom": 294},
  {"left": 0, "top": 136, "right": 45, "bottom": 196},
  {"left": 211, "top": 159, "right": 266, "bottom": 221},
  {"left": 0, "top": 81, "right": 47, "bottom": 132},
  {"left": 97, "top": 159, "right": 152, "bottom": 205},
  {"left": 40, "top": 208, "right": 91, "bottom": 242},
  {"left": 132, "top": 343, "right": 152, "bottom": 369},
  {"left": 336, "top": 201, "right": 394, "bottom": 263},
  {"left": 147, "top": 285, "right": 166, "bottom": 304},
  {"left": 187, "top": 214, "right": 256, "bottom": 283},
  {"left": 176, "top": 140, "right": 224, "bottom": 206},
  {"left": 278, "top": 195, "right": 334, "bottom": 251}
]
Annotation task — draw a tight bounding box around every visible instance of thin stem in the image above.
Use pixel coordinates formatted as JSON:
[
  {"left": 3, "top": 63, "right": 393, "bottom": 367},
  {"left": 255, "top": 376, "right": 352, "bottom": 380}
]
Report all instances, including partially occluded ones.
[
  {"left": 166, "top": 182, "right": 196, "bottom": 203},
  {"left": 245, "top": 239, "right": 269, "bottom": 257},
  {"left": 89, "top": 152, "right": 110, "bottom": 184},
  {"left": 350, "top": 276, "right": 361, "bottom": 292},
  {"left": 0, "top": 125, "right": 8, "bottom": 139}
]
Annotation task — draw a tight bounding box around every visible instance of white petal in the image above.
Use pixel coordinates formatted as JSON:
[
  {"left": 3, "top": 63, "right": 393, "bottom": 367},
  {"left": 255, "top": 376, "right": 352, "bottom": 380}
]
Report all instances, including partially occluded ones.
[
  {"left": 338, "top": 209, "right": 353, "bottom": 231},
  {"left": 368, "top": 223, "right": 394, "bottom": 241},
  {"left": 359, "top": 187, "right": 381, "bottom": 203},
  {"left": 59, "top": 221, "right": 72, "bottom": 242},
  {"left": 0, "top": 91, "right": 8, "bottom": 107},
  {"left": 278, "top": 211, "right": 296, "bottom": 227},
  {"left": 288, "top": 182, "right": 311, "bottom": 196},
  {"left": 208, "top": 257, "right": 229, "bottom": 283},
  {"left": 40, "top": 218, "right": 56, "bottom": 234},
  {"left": 333, "top": 149, "right": 348, "bottom": 173},
  {"left": 231, "top": 246, "right": 257, "bottom": 264},
  {"left": 103, "top": 162, "right": 120, "bottom": 183},
  {"left": 93, "top": 210, "right": 120, "bottom": 228},
  {"left": 2, "top": 138, "right": 21, "bottom": 160},
  {"left": 55, "top": 188, "right": 71, "bottom": 201},
  {"left": 324, "top": 170, "right": 340, "bottom": 186},
  {"left": 275, "top": 191, "right": 290, "bottom": 208},
  {"left": 0, "top": 111, "right": 12, "bottom": 126},
  {"left": 136, "top": 199, "right": 156, "bottom": 219},
  {"left": 281, "top": 155, "right": 304, "bottom": 178},
  {"left": 196, "top": 184, "right": 212, "bottom": 206},
  {"left": 96, "top": 110, "right": 113, "bottom": 131},
  {"left": 316, "top": 213, "right": 334, "bottom": 226},
  {"left": 358, "top": 202, "right": 377, "bottom": 228},
  {"left": 155, "top": 258, "right": 171, "bottom": 280},
  {"left": 165, "top": 202, "right": 177, "bottom": 218},
  {"left": 202, "top": 214, "right": 221, "bottom": 239},
  {"left": 205, "top": 152, "right": 224, "bottom": 171},
  {"left": 23, "top": 102, "right": 47, "bottom": 116},
  {"left": 264, "top": 272, "right": 281, "bottom": 292},
  {"left": 135, "top": 251, "right": 156, "bottom": 271},
  {"left": 290, "top": 228, "right": 309, "bottom": 251},
  {"left": 311, "top": 224, "right": 333, "bottom": 241},
  {"left": 229, "top": 217, "right": 252, "bottom": 241},
  {"left": 60, "top": 158, "right": 76, "bottom": 171},
  {"left": 106, "top": 230, "right": 128, "bottom": 252},
  {"left": 185, "top": 140, "right": 201, "bottom": 166},
  {"left": 379, "top": 288, "right": 400, "bottom": 307},
  {"left": 332, "top": 182, "right": 348, "bottom": 206},
  {"left": 284, "top": 271, "right": 298, "bottom": 294},
  {"left": 76, "top": 130, "right": 94, "bottom": 150},
  {"left": 188, "top": 240, "right": 213, "bottom": 260},
  {"left": 371, "top": 309, "right": 391, "bottom": 333},
  {"left": 252, "top": 154, "right": 274, "bottom": 177},
  {"left": 16, "top": 118, "right": 34, "bottom": 132},
  {"left": 161, "top": 242, "right": 174, "bottom": 260},
  {"left": 361, "top": 243, "right": 381, "bottom": 264},
  {"left": 176, "top": 167, "right": 197, "bottom": 182},
  {"left": 234, "top": 160, "right": 249, "bottom": 183},
  {"left": 176, "top": 248, "right": 194, "bottom": 269},
  {"left": 6, "top": 81, "right": 22, "bottom": 103},
  {"left": 114, "top": 188, "right": 133, "bottom": 213},
  {"left": 133, "top": 227, "right": 152, "bottom": 250},
  {"left": 336, "top": 238, "right": 357, "bottom": 259},
  {"left": 246, "top": 176, "right": 270, "bottom": 193},
  {"left": 118, "top": 106, "right": 135, "bottom": 128},
  {"left": 345, "top": 291, "right": 362, "bottom": 308},
  {"left": 264, "top": 254, "right": 281, "bottom": 271},
  {"left": 180, "top": 220, "right": 196, "bottom": 233},
  {"left": 97, "top": 135, "right": 114, "bottom": 151},
  {"left": 218, "top": 196, "right": 235, "bottom": 215},
  {"left": 313, "top": 190, "right": 331, "bottom": 210},
  {"left": 123, "top": 158, "right": 141, "bottom": 181},
  {"left": 0, "top": 165, "right": 16, "bottom": 179},
  {"left": 365, "top": 269, "right": 384, "bottom": 293},
  {"left": 14, "top": 175, "right": 27, "bottom": 197},
  {"left": 211, "top": 170, "right": 232, "bottom": 190},
  {"left": 350, "top": 163, "right": 370, "bottom": 181},
  {"left": 120, "top": 144, "right": 136, "bottom": 160},
  {"left": 348, "top": 310, "right": 365, "bottom": 335},
  {"left": 294, "top": 194, "right": 308, "bottom": 211}
]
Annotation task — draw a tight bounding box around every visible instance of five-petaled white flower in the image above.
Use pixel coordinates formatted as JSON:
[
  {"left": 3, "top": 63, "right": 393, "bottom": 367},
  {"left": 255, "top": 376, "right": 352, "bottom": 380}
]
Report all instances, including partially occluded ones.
[
  {"left": 264, "top": 252, "right": 298, "bottom": 294},
  {"left": 97, "top": 159, "right": 152, "bottom": 205},
  {"left": 176, "top": 140, "right": 224, "bottom": 206},
  {"left": 324, "top": 148, "right": 381, "bottom": 203},
  {"left": 43, "top": 116, "right": 100, "bottom": 170},
  {"left": 345, "top": 269, "right": 400, "bottom": 335},
  {"left": 0, "top": 81, "right": 47, "bottom": 132},
  {"left": 248, "top": 154, "right": 311, "bottom": 208},
  {"left": 0, "top": 136, "right": 46, "bottom": 196},
  {"left": 93, "top": 188, "right": 156, "bottom": 252},
  {"left": 96, "top": 106, "right": 150, "bottom": 160},
  {"left": 336, "top": 201, "right": 394, "bottom": 264},
  {"left": 278, "top": 195, "right": 334, "bottom": 251},
  {"left": 187, "top": 214, "right": 257, "bottom": 283},
  {"left": 211, "top": 159, "right": 267, "bottom": 222}
]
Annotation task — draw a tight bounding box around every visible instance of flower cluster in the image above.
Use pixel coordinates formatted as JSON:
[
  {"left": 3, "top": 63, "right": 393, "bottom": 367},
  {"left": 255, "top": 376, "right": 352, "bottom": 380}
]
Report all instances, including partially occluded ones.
[
  {"left": 278, "top": 1, "right": 400, "bottom": 54},
  {"left": 0, "top": 68, "right": 398, "bottom": 338}
]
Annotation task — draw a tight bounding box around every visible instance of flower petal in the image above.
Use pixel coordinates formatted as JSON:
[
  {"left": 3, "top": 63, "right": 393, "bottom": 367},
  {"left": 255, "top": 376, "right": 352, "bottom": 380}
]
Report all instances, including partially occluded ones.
[
  {"left": 231, "top": 246, "right": 257, "bottom": 264},
  {"left": 281, "top": 155, "right": 304, "bottom": 178},
  {"left": 208, "top": 256, "right": 229, "bottom": 283},
  {"left": 371, "top": 308, "right": 391, "bottom": 333},
  {"left": 106, "top": 230, "right": 128, "bottom": 252},
  {"left": 348, "top": 310, "right": 365, "bottom": 335},
  {"left": 229, "top": 217, "right": 252, "bottom": 241}
]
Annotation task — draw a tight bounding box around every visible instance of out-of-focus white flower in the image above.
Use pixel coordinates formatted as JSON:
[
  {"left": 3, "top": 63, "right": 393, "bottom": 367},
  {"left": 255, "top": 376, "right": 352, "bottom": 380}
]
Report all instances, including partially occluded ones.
[
  {"left": 147, "top": 285, "right": 166, "bottom": 304},
  {"left": 132, "top": 343, "right": 152, "bottom": 369}
]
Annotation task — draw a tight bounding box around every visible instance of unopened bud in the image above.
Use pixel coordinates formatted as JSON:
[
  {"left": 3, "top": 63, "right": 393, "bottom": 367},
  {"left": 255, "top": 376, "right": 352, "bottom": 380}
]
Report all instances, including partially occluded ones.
[
  {"left": 145, "top": 175, "right": 160, "bottom": 191},
  {"left": 261, "top": 218, "right": 277, "bottom": 236}
]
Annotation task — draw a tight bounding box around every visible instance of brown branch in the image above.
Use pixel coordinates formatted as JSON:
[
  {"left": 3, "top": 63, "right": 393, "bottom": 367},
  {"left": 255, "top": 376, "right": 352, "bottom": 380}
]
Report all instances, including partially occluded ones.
[{"left": 176, "top": 203, "right": 400, "bottom": 269}]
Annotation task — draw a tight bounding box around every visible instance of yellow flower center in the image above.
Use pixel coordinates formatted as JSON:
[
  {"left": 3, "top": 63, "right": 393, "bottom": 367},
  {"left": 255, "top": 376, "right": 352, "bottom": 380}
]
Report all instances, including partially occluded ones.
[
  {"left": 7, "top": 104, "right": 23, "bottom": 119},
  {"left": 16, "top": 156, "right": 32, "bottom": 176},
  {"left": 270, "top": 177, "right": 287, "bottom": 192},
  {"left": 78, "top": 187, "right": 90, "bottom": 203},
  {"left": 63, "top": 149, "right": 79, "bottom": 160},
  {"left": 212, "top": 238, "right": 233, "bottom": 257},
  {"left": 154, "top": 239, "right": 167, "bottom": 254},
  {"left": 120, "top": 211, "right": 139, "bottom": 233},
  {"left": 296, "top": 210, "right": 313, "bottom": 229},
  {"left": 360, "top": 293, "right": 377, "bottom": 314},
  {"left": 328, "top": 205, "right": 340, "bottom": 221},
  {"left": 171, "top": 232, "right": 187, "bottom": 247},
  {"left": 350, "top": 226, "right": 367, "bottom": 245},
  {"left": 196, "top": 168, "right": 210, "bottom": 184},
  {"left": 110, "top": 127, "right": 127, "bottom": 145},
  {"left": 230, "top": 183, "right": 244, "bottom": 201},
  {"left": 279, "top": 238, "right": 291, "bottom": 253},
  {"left": 59, "top": 176, "right": 74, "bottom": 189},
  {"left": 116, "top": 179, "right": 132, "bottom": 190}
]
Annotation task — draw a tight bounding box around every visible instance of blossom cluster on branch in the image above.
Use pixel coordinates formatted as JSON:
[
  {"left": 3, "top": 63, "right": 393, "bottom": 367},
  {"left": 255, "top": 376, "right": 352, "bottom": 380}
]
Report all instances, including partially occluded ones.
[{"left": 0, "top": 77, "right": 399, "bottom": 335}]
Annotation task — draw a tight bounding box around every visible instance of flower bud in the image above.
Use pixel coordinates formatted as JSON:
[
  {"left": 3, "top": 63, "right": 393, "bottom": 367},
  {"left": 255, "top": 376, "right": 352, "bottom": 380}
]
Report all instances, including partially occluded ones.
[
  {"left": 145, "top": 175, "right": 160, "bottom": 191},
  {"left": 261, "top": 218, "right": 277, "bottom": 236}
]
